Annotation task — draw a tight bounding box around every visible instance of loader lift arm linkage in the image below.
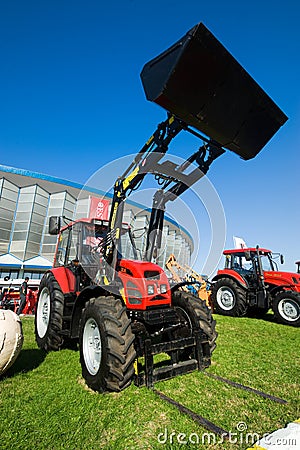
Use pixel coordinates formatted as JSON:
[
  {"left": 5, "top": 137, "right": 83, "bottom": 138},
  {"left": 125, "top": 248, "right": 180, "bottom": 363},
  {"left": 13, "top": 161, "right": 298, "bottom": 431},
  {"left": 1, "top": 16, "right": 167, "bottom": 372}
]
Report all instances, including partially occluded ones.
[{"left": 104, "top": 114, "right": 225, "bottom": 278}]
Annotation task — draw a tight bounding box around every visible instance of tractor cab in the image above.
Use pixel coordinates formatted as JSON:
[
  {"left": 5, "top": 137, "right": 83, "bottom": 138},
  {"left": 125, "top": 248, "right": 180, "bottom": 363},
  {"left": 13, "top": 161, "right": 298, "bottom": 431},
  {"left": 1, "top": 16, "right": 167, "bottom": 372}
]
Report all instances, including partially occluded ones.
[
  {"left": 49, "top": 216, "right": 172, "bottom": 312},
  {"left": 223, "top": 248, "right": 277, "bottom": 278},
  {"left": 50, "top": 216, "right": 136, "bottom": 287},
  {"left": 211, "top": 247, "right": 300, "bottom": 326}
]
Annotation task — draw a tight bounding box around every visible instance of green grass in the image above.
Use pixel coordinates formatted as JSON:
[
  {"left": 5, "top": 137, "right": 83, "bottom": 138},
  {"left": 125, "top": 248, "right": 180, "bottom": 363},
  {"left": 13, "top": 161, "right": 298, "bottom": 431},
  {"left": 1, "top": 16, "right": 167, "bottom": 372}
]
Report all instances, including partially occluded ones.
[{"left": 0, "top": 314, "right": 299, "bottom": 450}]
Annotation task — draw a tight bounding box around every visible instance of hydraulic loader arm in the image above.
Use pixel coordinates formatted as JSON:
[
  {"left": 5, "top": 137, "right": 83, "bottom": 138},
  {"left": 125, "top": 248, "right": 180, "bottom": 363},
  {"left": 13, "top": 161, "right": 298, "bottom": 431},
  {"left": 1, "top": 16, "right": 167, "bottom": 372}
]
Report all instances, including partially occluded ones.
[
  {"left": 103, "top": 115, "right": 183, "bottom": 274},
  {"left": 144, "top": 139, "right": 224, "bottom": 261},
  {"left": 103, "top": 114, "right": 225, "bottom": 276}
]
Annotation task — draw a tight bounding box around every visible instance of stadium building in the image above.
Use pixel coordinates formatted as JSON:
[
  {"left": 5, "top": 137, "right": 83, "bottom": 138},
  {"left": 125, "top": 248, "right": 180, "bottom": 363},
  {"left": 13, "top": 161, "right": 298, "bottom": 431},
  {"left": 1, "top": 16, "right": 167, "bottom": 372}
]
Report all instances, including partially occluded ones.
[{"left": 0, "top": 165, "right": 193, "bottom": 283}]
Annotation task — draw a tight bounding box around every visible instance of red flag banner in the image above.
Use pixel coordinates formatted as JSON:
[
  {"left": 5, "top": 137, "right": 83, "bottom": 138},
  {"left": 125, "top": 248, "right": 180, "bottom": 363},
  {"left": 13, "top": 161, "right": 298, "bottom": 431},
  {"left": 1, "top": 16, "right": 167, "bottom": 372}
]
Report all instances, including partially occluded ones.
[{"left": 89, "top": 197, "right": 110, "bottom": 220}]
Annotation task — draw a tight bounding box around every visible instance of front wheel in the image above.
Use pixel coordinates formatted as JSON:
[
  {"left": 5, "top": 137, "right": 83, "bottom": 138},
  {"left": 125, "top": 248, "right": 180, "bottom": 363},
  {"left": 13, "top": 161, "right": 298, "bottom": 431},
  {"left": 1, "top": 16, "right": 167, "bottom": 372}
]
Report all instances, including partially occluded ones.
[
  {"left": 79, "top": 296, "right": 136, "bottom": 393},
  {"left": 272, "top": 291, "right": 300, "bottom": 327},
  {"left": 211, "top": 278, "right": 248, "bottom": 317}
]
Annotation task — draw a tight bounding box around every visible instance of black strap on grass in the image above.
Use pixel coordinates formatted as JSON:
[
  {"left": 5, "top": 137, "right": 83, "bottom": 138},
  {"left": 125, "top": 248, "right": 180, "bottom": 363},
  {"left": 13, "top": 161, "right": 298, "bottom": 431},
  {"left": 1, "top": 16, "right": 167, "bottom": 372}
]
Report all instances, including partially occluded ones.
[
  {"left": 204, "top": 372, "right": 287, "bottom": 404},
  {"left": 153, "top": 389, "right": 230, "bottom": 439}
]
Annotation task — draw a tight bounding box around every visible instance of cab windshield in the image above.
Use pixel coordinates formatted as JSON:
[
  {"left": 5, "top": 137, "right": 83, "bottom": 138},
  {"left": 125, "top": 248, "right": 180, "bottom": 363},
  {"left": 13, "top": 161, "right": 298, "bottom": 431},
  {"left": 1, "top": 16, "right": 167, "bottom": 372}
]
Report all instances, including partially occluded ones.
[
  {"left": 224, "top": 251, "right": 276, "bottom": 273},
  {"left": 260, "top": 254, "right": 276, "bottom": 271},
  {"left": 225, "top": 254, "right": 253, "bottom": 273},
  {"left": 80, "top": 222, "right": 137, "bottom": 262}
]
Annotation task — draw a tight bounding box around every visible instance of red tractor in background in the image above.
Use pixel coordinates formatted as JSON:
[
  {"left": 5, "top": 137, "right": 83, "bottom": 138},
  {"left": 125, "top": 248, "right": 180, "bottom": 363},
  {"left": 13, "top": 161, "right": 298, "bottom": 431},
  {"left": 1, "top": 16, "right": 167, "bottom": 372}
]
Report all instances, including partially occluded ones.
[
  {"left": 0, "top": 279, "right": 38, "bottom": 314},
  {"left": 34, "top": 22, "right": 287, "bottom": 392},
  {"left": 211, "top": 247, "right": 300, "bottom": 327}
]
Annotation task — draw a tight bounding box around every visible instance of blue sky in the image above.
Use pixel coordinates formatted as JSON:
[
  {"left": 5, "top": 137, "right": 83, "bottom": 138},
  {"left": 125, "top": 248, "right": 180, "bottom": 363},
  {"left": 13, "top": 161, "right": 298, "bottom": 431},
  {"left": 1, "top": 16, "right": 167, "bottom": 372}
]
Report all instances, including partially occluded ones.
[{"left": 0, "top": 1, "right": 299, "bottom": 271}]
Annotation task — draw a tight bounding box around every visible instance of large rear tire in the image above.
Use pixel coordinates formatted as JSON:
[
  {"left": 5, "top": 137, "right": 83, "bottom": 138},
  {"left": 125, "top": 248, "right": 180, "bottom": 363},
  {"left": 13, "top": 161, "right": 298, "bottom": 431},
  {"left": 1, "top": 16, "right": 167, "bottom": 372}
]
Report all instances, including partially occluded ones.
[
  {"left": 272, "top": 291, "right": 300, "bottom": 327},
  {"left": 35, "top": 272, "right": 64, "bottom": 351},
  {"left": 79, "top": 296, "right": 136, "bottom": 393},
  {"left": 211, "top": 278, "right": 248, "bottom": 317},
  {"left": 171, "top": 291, "right": 217, "bottom": 367}
]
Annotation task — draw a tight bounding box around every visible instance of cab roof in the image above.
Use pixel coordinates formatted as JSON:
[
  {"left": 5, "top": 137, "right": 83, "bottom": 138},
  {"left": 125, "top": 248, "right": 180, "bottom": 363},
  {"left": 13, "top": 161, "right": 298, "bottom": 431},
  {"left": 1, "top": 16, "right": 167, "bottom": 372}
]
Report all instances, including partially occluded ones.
[{"left": 223, "top": 248, "right": 271, "bottom": 255}]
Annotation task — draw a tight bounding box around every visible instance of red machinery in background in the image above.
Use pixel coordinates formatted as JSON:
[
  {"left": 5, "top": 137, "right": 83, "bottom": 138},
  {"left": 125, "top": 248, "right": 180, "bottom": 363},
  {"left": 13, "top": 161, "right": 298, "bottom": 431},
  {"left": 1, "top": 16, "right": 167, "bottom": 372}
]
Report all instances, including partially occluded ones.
[
  {"left": 211, "top": 247, "right": 300, "bottom": 326},
  {"left": 0, "top": 280, "right": 39, "bottom": 314}
]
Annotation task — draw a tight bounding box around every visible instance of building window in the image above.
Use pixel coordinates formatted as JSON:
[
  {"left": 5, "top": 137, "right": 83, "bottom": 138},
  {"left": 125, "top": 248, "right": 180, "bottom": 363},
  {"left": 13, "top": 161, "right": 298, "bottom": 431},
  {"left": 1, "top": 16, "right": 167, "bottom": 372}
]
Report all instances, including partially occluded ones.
[
  {"left": 23, "top": 271, "right": 44, "bottom": 280},
  {"left": 0, "top": 269, "right": 20, "bottom": 279}
]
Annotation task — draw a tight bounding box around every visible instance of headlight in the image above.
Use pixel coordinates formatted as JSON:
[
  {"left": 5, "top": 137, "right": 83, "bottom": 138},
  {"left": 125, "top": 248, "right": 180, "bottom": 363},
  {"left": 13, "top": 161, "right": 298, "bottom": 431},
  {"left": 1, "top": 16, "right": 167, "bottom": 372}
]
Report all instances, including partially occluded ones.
[
  {"left": 160, "top": 284, "right": 167, "bottom": 294},
  {"left": 147, "top": 285, "right": 154, "bottom": 295}
]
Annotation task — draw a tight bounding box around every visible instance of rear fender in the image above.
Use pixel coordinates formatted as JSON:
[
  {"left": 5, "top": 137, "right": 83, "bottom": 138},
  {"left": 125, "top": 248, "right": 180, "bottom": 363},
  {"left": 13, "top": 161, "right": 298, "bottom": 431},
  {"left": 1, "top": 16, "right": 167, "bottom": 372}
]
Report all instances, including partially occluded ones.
[
  {"left": 49, "top": 267, "right": 76, "bottom": 294},
  {"left": 268, "top": 284, "right": 297, "bottom": 299},
  {"left": 212, "top": 270, "right": 248, "bottom": 289}
]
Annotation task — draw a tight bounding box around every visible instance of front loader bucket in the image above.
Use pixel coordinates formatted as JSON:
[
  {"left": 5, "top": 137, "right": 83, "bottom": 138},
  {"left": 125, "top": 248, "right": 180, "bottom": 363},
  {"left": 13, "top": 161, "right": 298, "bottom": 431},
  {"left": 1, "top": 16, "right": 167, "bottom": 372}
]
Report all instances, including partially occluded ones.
[{"left": 141, "top": 23, "right": 287, "bottom": 160}]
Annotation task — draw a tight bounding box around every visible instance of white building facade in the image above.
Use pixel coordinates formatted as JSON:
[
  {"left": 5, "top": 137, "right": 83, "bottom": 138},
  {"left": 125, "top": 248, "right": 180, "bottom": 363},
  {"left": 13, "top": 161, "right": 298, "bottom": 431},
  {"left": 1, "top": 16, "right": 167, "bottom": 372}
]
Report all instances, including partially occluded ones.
[{"left": 0, "top": 165, "right": 193, "bottom": 283}]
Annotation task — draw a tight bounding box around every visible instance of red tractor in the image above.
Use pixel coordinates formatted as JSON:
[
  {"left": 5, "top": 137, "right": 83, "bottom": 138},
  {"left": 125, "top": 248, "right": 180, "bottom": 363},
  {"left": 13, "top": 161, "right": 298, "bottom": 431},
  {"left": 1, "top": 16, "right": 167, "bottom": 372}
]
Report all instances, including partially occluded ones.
[
  {"left": 211, "top": 247, "right": 300, "bottom": 327},
  {"left": 34, "top": 22, "right": 287, "bottom": 392}
]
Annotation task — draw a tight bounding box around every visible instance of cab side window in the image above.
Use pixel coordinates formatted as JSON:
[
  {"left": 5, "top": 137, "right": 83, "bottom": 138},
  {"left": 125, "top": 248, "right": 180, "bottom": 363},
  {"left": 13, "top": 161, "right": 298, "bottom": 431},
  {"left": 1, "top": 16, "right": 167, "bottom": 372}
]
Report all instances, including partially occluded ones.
[{"left": 55, "top": 229, "right": 70, "bottom": 267}]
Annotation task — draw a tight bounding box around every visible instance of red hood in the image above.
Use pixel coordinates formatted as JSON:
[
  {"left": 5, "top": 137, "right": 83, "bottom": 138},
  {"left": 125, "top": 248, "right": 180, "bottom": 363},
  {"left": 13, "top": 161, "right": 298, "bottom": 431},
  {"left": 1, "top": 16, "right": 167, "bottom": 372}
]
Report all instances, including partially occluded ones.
[{"left": 264, "top": 270, "right": 300, "bottom": 289}]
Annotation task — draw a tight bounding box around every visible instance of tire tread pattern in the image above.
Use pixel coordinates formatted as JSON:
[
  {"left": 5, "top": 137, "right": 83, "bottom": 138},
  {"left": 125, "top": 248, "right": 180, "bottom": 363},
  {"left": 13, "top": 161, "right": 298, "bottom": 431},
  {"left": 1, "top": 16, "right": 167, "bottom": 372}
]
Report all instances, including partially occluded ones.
[
  {"left": 79, "top": 296, "right": 136, "bottom": 393},
  {"left": 211, "top": 278, "right": 248, "bottom": 317},
  {"left": 172, "top": 291, "right": 218, "bottom": 366},
  {"left": 272, "top": 291, "right": 300, "bottom": 327},
  {"left": 35, "top": 272, "right": 64, "bottom": 352}
]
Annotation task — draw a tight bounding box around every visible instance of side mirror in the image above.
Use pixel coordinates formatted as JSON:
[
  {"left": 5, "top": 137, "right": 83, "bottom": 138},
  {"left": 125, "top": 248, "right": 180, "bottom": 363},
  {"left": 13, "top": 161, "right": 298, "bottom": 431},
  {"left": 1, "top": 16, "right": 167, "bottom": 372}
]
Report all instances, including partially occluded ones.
[
  {"left": 49, "top": 216, "right": 61, "bottom": 235},
  {"left": 4, "top": 276, "right": 10, "bottom": 281},
  {"left": 280, "top": 254, "right": 284, "bottom": 265}
]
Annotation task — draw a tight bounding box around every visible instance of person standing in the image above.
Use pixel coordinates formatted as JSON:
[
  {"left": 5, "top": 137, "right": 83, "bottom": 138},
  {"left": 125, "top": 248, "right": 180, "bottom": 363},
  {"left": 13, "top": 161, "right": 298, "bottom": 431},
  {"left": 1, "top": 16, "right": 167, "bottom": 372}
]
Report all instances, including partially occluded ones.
[{"left": 17, "top": 277, "right": 29, "bottom": 315}]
